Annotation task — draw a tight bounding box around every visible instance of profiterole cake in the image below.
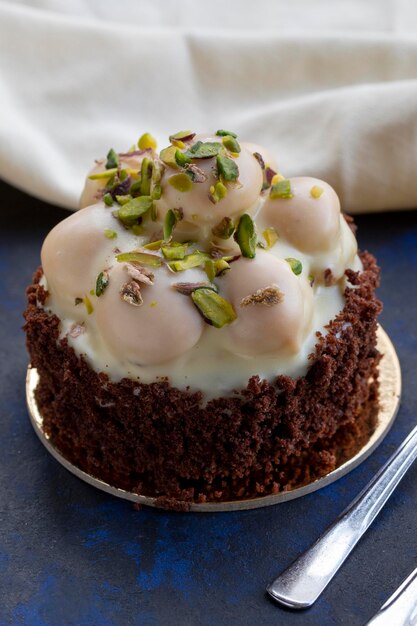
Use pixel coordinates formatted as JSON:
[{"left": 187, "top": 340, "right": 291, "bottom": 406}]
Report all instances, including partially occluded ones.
[{"left": 24, "top": 129, "right": 382, "bottom": 508}]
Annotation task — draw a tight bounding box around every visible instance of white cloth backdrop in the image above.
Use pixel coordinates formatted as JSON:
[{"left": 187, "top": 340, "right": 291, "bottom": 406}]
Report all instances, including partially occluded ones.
[{"left": 1, "top": 0, "right": 417, "bottom": 213}]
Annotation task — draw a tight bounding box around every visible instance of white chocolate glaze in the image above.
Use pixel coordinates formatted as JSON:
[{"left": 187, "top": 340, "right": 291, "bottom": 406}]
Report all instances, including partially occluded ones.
[{"left": 40, "top": 132, "right": 362, "bottom": 399}]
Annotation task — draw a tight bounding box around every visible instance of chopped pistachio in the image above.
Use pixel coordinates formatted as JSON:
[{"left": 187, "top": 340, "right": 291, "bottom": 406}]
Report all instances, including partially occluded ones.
[
  {"left": 253, "top": 152, "right": 265, "bottom": 169},
  {"left": 89, "top": 168, "right": 118, "bottom": 180},
  {"left": 222, "top": 135, "right": 241, "bottom": 153},
  {"left": 129, "top": 179, "right": 142, "bottom": 194},
  {"left": 310, "top": 185, "right": 324, "bottom": 199},
  {"left": 184, "top": 163, "right": 207, "bottom": 183},
  {"left": 286, "top": 257, "right": 303, "bottom": 276},
  {"left": 212, "top": 217, "right": 235, "bottom": 239},
  {"left": 172, "top": 282, "right": 217, "bottom": 295},
  {"left": 263, "top": 227, "right": 279, "bottom": 249},
  {"left": 151, "top": 159, "right": 164, "bottom": 184},
  {"left": 264, "top": 166, "right": 277, "bottom": 186},
  {"left": 104, "top": 228, "right": 117, "bottom": 240},
  {"left": 161, "top": 243, "right": 188, "bottom": 260},
  {"left": 143, "top": 239, "right": 163, "bottom": 250},
  {"left": 169, "top": 130, "right": 196, "bottom": 143},
  {"left": 125, "top": 263, "right": 154, "bottom": 285},
  {"left": 163, "top": 208, "right": 183, "bottom": 240},
  {"left": 149, "top": 301, "right": 157, "bottom": 307},
  {"left": 168, "top": 251, "right": 210, "bottom": 272},
  {"left": 205, "top": 258, "right": 230, "bottom": 281},
  {"left": 120, "top": 281, "right": 143, "bottom": 306},
  {"left": 215, "top": 129, "right": 237, "bottom": 138},
  {"left": 116, "top": 251, "right": 163, "bottom": 267},
  {"left": 270, "top": 179, "right": 293, "bottom": 200},
  {"left": 138, "top": 132, "right": 157, "bottom": 151},
  {"left": 270, "top": 173, "right": 284, "bottom": 185},
  {"left": 175, "top": 149, "right": 192, "bottom": 167},
  {"left": 131, "top": 224, "right": 145, "bottom": 236},
  {"left": 240, "top": 286, "right": 284, "bottom": 307},
  {"left": 234, "top": 214, "right": 257, "bottom": 258},
  {"left": 168, "top": 173, "right": 193, "bottom": 193},
  {"left": 95, "top": 271, "right": 109, "bottom": 297},
  {"left": 208, "top": 181, "right": 228, "bottom": 204},
  {"left": 116, "top": 196, "right": 153, "bottom": 227},
  {"left": 184, "top": 141, "right": 222, "bottom": 159},
  {"left": 216, "top": 154, "right": 239, "bottom": 181},
  {"left": 160, "top": 145, "right": 179, "bottom": 169},
  {"left": 151, "top": 183, "right": 162, "bottom": 200},
  {"left": 191, "top": 288, "right": 237, "bottom": 328},
  {"left": 84, "top": 295, "right": 94, "bottom": 315},
  {"left": 115, "top": 194, "right": 132, "bottom": 205},
  {"left": 105, "top": 148, "right": 119, "bottom": 170},
  {"left": 103, "top": 192, "right": 113, "bottom": 207},
  {"left": 139, "top": 157, "right": 153, "bottom": 196}
]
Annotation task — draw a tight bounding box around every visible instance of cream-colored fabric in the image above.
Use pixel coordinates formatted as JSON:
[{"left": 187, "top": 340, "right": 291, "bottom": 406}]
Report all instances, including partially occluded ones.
[{"left": 1, "top": 0, "right": 417, "bottom": 212}]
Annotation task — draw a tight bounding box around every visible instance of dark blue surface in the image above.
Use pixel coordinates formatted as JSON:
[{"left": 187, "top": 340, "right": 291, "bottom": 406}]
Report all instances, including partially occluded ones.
[{"left": 1, "top": 181, "right": 417, "bottom": 626}]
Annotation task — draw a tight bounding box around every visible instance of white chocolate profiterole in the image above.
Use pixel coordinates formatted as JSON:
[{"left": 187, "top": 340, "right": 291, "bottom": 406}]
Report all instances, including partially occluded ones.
[
  {"left": 155, "top": 135, "right": 263, "bottom": 231},
  {"left": 40, "top": 130, "right": 362, "bottom": 399},
  {"left": 95, "top": 263, "right": 205, "bottom": 365},
  {"left": 221, "top": 251, "right": 312, "bottom": 356}
]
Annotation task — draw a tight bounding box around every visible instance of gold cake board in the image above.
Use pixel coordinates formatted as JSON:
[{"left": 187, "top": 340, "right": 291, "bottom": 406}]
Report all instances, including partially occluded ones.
[{"left": 26, "top": 326, "right": 401, "bottom": 512}]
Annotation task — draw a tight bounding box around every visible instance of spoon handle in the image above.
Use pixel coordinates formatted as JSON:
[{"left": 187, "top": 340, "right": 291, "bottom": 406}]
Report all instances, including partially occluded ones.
[
  {"left": 267, "top": 424, "right": 417, "bottom": 609},
  {"left": 366, "top": 566, "right": 417, "bottom": 626}
]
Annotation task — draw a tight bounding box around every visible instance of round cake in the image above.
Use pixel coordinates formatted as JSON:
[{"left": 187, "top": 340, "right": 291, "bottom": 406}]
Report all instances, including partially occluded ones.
[{"left": 24, "top": 129, "right": 382, "bottom": 508}]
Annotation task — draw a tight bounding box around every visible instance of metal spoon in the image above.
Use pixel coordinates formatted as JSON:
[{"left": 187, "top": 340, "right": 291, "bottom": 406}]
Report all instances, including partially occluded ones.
[
  {"left": 267, "top": 423, "right": 417, "bottom": 609},
  {"left": 366, "top": 566, "right": 417, "bottom": 625}
]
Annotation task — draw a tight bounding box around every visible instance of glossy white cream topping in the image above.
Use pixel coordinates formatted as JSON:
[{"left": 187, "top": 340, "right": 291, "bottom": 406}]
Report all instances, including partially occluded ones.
[{"left": 41, "top": 133, "right": 360, "bottom": 398}]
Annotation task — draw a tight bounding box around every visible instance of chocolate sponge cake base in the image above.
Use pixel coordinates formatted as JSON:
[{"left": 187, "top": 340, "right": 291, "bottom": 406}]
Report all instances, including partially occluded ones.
[{"left": 24, "top": 252, "right": 381, "bottom": 506}]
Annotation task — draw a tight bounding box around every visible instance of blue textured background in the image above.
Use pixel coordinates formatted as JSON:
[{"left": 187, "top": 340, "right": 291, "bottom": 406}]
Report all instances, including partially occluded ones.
[{"left": 1, "top": 181, "right": 416, "bottom": 626}]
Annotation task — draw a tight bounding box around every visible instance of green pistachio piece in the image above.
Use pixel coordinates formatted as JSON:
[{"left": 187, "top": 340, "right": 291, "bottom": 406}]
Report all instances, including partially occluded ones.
[
  {"left": 131, "top": 224, "right": 144, "bottom": 236},
  {"left": 211, "top": 217, "right": 235, "bottom": 239},
  {"left": 115, "top": 194, "right": 132, "bottom": 205},
  {"left": 116, "top": 196, "right": 153, "bottom": 226},
  {"left": 234, "top": 214, "right": 257, "bottom": 258},
  {"left": 286, "top": 257, "right": 303, "bottom": 276},
  {"left": 84, "top": 295, "right": 94, "bottom": 315},
  {"left": 184, "top": 141, "right": 223, "bottom": 159},
  {"left": 310, "top": 185, "right": 324, "bottom": 199},
  {"left": 95, "top": 271, "right": 109, "bottom": 297},
  {"left": 263, "top": 227, "right": 278, "bottom": 249},
  {"left": 89, "top": 168, "right": 118, "bottom": 180},
  {"left": 161, "top": 243, "right": 188, "bottom": 260},
  {"left": 208, "top": 181, "right": 228, "bottom": 204},
  {"left": 152, "top": 159, "right": 164, "bottom": 184},
  {"left": 204, "top": 259, "right": 230, "bottom": 282},
  {"left": 168, "top": 173, "right": 193, "bottom": 193},
  {"left": 160, "top": 145, "right": 179, "bottom": 169},
  {"left": 215, "top": 129, "right": 237, "bottom": 138},
  {"left": 140, "top": 157, "right": 153, "bottom": 196},
  {"left": 168, "top": 251, "right": 210, "bottom": 272},
  {"left": 169, "top": 130, "right": 196, "bottom": 143},
  {"left": 143, "top": 239, "right": 163, "bottom": 250},
  {"left": 163, "top": 208, "right": 183, "bottom": 240},
  {"left": 129, "top": 179, "right": 142, "bottom": 194},
  {"left": 222, "top": 135, "right": 241, "bottom": 153},
  {"left": 104, "top": 229, "right": 117, "bottom": 239},
  {"left": 175, "top": 149, "right": 192, "bottom": 167},
  {"left": 172, "top": 282, "right": 217, "bottom": 295},
  {"left": 191, "top": 288, "right": 237, "bottom": 328},
  {"left": 270, "top": 179, "right": 293, "bottom": 199},
  {"left": 115, "top": 251, "right": 163, "bottom": 267},
  {"left": 138, "top": 132, "right": 157, "bottom": 151},
  {"left": 216, "top": 154, "right": 239, "bottom": 181},
  {"left": 103, "top": 192, "right": 113, "bottom": 207},
  {"left": 151, "top": 183, "right": 162, "bottom": 200},
  {"left": 105, "top": 148, "right": 119, "bottom": 170}
]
